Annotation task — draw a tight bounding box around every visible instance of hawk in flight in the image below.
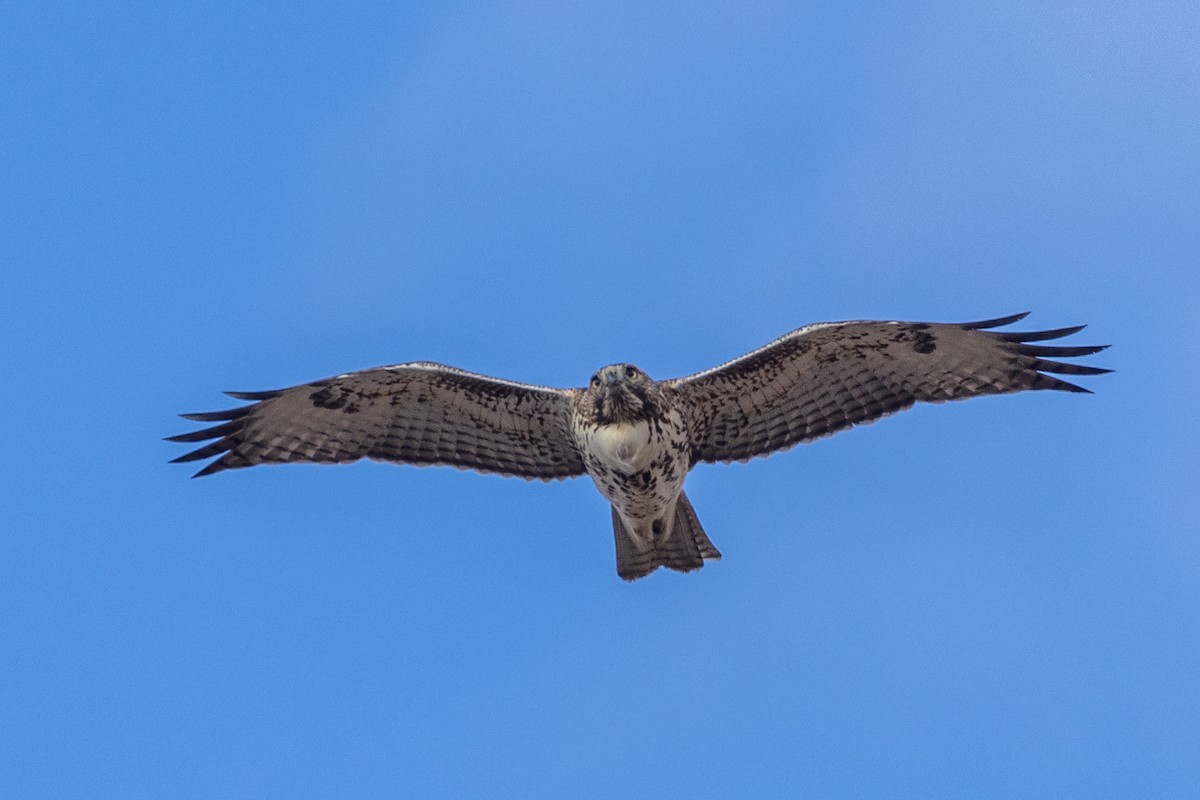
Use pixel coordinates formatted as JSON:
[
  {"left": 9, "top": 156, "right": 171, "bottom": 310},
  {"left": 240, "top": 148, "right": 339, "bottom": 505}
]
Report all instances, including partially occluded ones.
[{"left": 169, "top": 313, "right": 1109, "bottom": 580}]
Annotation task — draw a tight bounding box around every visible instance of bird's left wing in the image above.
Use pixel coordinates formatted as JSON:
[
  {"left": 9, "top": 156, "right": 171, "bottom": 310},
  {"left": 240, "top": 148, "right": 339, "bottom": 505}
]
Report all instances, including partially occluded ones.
[
  {"left": 666, "top": 313, "right": 1110, "bottom": 465},
  {"left": 168, "top": 362, "right": 586, "bottom": 480}
]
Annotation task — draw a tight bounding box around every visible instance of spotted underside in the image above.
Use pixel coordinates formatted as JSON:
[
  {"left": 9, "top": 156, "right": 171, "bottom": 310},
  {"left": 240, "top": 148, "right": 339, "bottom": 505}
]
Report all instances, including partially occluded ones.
[
  {"left": 573, "top": 411, "right": 689, "bottom": 530},
  {"left": 169, "top": 313, "right": 1109, "bottom": 579}
]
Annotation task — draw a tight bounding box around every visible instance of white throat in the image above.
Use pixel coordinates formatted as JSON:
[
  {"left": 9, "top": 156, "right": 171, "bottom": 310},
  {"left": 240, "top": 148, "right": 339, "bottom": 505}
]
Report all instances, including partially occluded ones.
[{"left": 589, "top": 421, "right": 654, "bottom": 471}]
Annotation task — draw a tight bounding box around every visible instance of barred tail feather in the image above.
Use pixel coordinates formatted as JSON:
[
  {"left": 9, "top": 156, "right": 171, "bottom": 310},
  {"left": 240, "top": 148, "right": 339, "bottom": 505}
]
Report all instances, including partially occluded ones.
[{"left": 611, "top": 492, "right": 722, "bottom": 581}]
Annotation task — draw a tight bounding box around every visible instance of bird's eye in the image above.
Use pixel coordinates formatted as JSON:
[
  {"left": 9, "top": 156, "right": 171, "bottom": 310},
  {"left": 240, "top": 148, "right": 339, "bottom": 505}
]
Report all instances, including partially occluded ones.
[
  {"left": 625, "top": 366, "right": 638, "bottom": 379},
  {"left": 590, "top": 375, "right": 601, "bottom": 387}
]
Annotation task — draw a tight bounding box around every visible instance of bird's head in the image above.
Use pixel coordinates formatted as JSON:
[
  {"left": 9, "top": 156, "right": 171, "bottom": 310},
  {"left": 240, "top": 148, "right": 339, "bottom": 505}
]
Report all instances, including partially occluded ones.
[{"left": 582, "top": 363, "right": 656, "bottom": 424}]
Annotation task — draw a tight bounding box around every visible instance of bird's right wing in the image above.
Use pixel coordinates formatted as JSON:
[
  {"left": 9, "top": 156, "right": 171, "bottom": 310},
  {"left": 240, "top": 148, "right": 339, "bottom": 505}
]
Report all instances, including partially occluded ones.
[
  {"left": 168, "top": 362, "right": 587, "bottom": 480},
  {"left": 666, "top": 313, "right": 1110, "bottom": 465}
]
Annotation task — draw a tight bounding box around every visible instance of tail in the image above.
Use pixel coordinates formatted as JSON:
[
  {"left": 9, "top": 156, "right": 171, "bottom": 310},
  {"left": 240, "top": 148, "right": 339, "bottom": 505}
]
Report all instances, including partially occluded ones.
[{"left": 611, "top": 492, "right": 722, "bottom": 581}]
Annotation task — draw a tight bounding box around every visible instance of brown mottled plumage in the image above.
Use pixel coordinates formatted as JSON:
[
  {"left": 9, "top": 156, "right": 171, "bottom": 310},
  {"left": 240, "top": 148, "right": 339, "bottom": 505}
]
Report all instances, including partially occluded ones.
[{"left": 169, "top": 313, "right": 1109, "bottom": 580}]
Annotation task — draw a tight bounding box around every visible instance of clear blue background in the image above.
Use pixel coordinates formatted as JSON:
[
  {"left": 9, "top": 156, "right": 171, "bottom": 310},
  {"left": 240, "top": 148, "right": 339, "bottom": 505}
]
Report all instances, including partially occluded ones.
[{"left": 3, "top": 2, "right": 1198, "bottom": 797}]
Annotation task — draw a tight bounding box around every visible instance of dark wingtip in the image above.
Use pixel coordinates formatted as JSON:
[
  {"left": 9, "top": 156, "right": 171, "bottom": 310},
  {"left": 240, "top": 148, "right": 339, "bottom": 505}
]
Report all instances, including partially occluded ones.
[
  {"left": 180, "top": 406, "right": 254, "bottom": 422},
  {"left": 165, "top": 424, "right": 229, "bottom": 444},
  {"left": 1001, "top": 324, "right": 1088, "bottom": 343},
  {"left": 1030, "top": 359, "right": 1113, "bottom": 377},
  {"left": 191, "top": 462, "right": 226, "bottom": 478},
  {"left": 224, "top": 389, "right": 281, "bottom": 401},
  {"left": 1035, "top": 374, "right": 1092, "bottom": 393},
  {"left": 1015, "top": 342, "right": 1109, "bottom": 358},
  {"left": 169, "top": 438, "right": 231, "bottom": 463},
  {"left": 961, "top": 312, "right": 1030, "bottom": 330}
]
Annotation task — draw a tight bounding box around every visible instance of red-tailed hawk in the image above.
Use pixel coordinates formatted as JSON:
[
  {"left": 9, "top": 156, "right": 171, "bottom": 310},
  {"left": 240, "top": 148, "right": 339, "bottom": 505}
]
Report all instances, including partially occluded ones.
[{"left": 169, "top": 313, "right": 1109, "bottom": 580}]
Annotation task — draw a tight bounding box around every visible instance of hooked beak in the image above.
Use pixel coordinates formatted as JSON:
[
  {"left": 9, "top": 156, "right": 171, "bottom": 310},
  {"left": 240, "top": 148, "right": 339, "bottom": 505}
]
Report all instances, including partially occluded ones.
[{"left": 603, "top": 367, "right": 619, "bottom": 385}]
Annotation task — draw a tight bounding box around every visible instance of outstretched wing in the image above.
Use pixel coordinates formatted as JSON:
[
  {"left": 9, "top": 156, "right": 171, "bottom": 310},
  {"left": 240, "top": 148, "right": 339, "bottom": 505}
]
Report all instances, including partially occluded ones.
[
  {"left": 168, "top": 362, "right": 586, "bottom": 480},
  {"left": 667, "top": 313, "right": 1110, "bottom": 465}
]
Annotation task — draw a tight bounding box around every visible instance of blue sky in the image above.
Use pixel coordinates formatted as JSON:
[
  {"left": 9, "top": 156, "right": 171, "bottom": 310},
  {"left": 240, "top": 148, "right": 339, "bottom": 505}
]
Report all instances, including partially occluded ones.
[{"left": 3, "top": 2, "right": 1198, "bottom": 797}]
